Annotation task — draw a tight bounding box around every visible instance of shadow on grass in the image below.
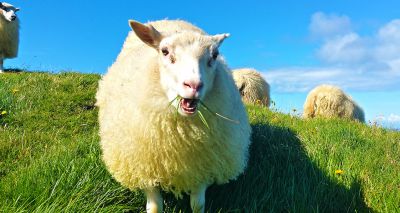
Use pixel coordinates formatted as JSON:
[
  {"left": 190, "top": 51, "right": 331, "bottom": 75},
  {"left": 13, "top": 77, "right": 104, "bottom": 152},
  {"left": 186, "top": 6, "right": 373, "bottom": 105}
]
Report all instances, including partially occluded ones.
[{"left": 167, "top": 122, "right": 373, "bottom": 212}]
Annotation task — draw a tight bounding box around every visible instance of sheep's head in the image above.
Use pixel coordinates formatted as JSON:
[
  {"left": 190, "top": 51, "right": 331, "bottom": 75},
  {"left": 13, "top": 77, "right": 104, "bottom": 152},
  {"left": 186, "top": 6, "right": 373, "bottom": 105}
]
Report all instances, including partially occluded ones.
[
  {"left": 0, "top": 2, "right": 19, "bottom": 22},
  {"left": 129, "top": 20, "right": 229, "bottom": 116}
]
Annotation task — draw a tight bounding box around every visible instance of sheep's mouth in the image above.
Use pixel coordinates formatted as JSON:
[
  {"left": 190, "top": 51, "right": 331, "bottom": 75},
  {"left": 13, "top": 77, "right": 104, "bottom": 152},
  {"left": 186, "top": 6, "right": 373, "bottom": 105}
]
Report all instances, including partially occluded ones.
[{"left": 180, "top": 98, "right": 199, "bottom": 115}]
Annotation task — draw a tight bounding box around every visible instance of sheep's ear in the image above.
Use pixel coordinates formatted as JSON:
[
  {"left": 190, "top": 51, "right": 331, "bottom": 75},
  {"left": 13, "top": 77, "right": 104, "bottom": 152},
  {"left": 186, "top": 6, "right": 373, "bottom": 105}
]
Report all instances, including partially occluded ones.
[
  {"left": 15, "top": 8, "right": 20, "bottom": 12},
  {"left": 129, "top": 20, "right": 163, "bottom": 49},
  {"left": 212, "top": 33, "right": 230, "bottom": 47}
]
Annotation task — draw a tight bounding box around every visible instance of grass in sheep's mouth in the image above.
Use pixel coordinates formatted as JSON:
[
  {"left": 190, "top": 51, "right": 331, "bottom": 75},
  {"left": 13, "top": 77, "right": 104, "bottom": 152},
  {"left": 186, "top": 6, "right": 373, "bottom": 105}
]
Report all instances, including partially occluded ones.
[
  {"left": 197, "top": 110, "right": 210, "bottom": 129},
  {"left": 168, "top": 95, "right": 239, "bottom": 129},
  {"left": 198, "top": 100, "right": 240, "bottom": 124}
]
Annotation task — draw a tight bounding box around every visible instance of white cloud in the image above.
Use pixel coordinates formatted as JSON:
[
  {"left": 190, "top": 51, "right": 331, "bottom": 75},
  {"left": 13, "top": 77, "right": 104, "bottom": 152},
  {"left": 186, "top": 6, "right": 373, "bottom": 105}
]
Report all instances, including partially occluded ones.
[
  {"left": 263, "top": 66, "right": 397, "bottom": 93},
  {"left": 373, "top": 113, "right": 400, "bottom": 129},
  {"left": 387, "top": 114, "right": 400, "bottom": 122},
  {"left": 267, "top": 13, "right": 400, "bottom": 93},
  {"left": 375, "top": 20, "right": 400, "bottom": 64},
  {"left": 377, "top": 19, "right": 400, "bottom": 42},
  {"left": 317, "top": 33, "right": 369, "bottom": 64},
  {"left": 309, "top": 12, "right": 352, "bottom": 39},
  {"left": 317, "top": 18, "right": 400, "bottom": 72},
  {"left": 263, "top": 67, "right": 344, "bottom": 92}
]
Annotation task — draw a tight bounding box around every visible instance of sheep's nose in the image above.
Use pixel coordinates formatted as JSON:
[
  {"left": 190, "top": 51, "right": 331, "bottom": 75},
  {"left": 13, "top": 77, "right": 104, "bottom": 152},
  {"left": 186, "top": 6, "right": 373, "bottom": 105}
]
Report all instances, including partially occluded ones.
[
  {"left": 11, "top": 15, "right": 16, "bottom": 21},
  {"left": 183, "top": 81, "right": 203, "bottom": 93}
]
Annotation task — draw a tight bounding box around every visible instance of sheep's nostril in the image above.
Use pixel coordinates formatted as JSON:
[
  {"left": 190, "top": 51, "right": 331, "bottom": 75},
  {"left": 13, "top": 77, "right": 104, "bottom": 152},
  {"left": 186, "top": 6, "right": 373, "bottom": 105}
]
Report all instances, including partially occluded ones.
[
  {"left": 184, "top": 82, "right": 191, "bottom": 89},
  {"left": 183, "top": 81, "right": 203, "bottom": 92}
]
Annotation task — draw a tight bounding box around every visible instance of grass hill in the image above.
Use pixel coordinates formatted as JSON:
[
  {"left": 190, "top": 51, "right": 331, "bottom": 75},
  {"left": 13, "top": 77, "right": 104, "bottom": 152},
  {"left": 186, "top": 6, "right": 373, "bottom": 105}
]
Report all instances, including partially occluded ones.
[{"left": 0, "top": 71, "right": 399, "bottom": 212}]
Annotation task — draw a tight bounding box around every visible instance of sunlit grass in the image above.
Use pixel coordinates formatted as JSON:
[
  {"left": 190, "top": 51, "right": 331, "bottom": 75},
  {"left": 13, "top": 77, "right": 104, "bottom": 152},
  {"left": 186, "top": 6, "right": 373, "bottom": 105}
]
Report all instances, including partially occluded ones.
[{"left": 0, "top": 71, "right": 399, "bottom": 212}]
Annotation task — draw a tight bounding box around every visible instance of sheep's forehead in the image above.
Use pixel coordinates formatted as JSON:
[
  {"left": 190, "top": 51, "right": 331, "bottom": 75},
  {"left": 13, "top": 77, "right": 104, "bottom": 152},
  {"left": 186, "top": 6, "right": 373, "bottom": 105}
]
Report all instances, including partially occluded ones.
[{"left": 162, "top": 32, "right": 215, "bottom": 57}]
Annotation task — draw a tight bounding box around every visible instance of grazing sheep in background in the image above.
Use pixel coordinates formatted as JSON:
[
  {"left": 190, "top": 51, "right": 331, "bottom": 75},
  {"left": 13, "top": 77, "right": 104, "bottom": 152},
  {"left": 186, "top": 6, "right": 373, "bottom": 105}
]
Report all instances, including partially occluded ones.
[
  {"left": 96, "top": 19, "right": 251, "bottom": 213},
  {"left": 303, "top": 84, "right": 365, "bottom": 122},
  {"left": 232, "top": 68, "right": 271, "bottom": 107},
  {"left": 0, "top": 2, "right": 19, "bottom": 73}
]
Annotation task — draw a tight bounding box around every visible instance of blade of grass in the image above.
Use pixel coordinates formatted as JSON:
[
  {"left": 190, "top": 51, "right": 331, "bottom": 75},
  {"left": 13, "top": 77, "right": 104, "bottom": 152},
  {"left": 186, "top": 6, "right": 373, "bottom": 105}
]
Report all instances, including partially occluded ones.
[
  {"left": 167, "top": 95, "right": 181, "bottom": 122},
  {"left": 198, "top": 110, "right": 210, "bottom": 129},
  {"left": 199, "top": 101, "right": 240, "bottom": 124},
  {"left": 176, "top": 97, "right": 181, "bottom": 117},
  {"left": 168, "top": 95, "right": 180, "bottom": 107}
]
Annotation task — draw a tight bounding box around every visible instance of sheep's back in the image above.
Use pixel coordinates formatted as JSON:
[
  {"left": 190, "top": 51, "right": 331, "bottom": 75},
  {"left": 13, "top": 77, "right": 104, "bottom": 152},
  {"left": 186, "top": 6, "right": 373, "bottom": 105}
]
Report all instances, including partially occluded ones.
[
  {"left": 303, "top": 84, "right": 365, "bottom": 122},
  {"left": 232, "top": 68, "right": 270, "bottom": 107}
]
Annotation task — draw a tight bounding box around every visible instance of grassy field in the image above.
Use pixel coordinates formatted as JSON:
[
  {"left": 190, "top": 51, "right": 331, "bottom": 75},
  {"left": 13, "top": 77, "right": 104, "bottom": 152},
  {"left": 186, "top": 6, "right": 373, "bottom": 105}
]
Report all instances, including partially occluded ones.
[{"left": 0, "top": 71, "right": 399, "bottom": 212}]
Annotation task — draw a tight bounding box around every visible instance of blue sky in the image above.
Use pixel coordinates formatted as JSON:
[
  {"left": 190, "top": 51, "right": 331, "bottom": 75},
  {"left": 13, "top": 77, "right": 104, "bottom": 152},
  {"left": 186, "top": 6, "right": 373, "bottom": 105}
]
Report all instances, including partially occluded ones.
[{"left": 5, "top": 0, "right": 400, "bottom": 128}]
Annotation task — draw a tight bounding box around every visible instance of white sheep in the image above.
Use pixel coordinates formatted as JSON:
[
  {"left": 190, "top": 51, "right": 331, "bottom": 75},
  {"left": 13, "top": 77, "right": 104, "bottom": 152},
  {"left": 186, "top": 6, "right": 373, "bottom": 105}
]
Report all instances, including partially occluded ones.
[
  {"left": 232, "top": 68, "right": 271, "bottom": 107},
  {"left": 0, "top": 2, "right": 19, "bottom": 73},
  {"left": 303, "top": 84, "right": 365, "bottom": 122},
  {"left": 96, "top": 19, "right": 251, "bottom": 213}
]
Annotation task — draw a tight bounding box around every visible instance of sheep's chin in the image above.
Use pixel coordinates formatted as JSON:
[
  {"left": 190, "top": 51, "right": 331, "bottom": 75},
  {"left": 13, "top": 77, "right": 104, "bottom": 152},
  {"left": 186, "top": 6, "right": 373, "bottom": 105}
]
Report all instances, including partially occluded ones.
[{"left": 178, "top": 98, "right": 199, "bottom": 117}]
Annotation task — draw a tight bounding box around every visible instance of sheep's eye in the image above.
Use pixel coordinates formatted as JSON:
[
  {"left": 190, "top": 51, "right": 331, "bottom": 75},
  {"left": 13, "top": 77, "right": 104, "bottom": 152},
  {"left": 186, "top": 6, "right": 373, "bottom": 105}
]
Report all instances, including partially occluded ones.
[
  {"left": 161, "top": 47, "right": 169, "bottom": 56},
  {"left": 207, "top": 50, "right": 219, "bottom": 67},
  {"left": 212, "top": 50, "right": 219, "bottom": 60}
]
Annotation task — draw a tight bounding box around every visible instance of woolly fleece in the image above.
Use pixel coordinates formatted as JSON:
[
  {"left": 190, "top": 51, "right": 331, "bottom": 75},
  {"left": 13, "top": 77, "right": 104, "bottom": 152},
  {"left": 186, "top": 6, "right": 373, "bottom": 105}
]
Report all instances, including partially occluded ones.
[
  {"left": 0, "top": 9, "right": 19, "bottom": 58},
  {"left": 303, "top": 84, "right": 365, "bottom": 122},
  {"left": 232, "top": 68, "right": 270, "bottom": 107},
  {"left": 96, "top": 20, "right": 251, "bottom": 196}
]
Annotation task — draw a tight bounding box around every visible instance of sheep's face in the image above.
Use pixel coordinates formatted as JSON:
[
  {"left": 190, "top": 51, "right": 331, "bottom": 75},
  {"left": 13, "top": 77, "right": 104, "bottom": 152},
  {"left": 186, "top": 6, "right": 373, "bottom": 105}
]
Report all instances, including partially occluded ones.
[
  {"left": 157, "top": 33, "right": 228, "bottom": 116},
  {"left": 129, "top": 20, "right": 229, "bottom": 117},
  {"left": 0, "top": 2, "right": 19, "bottom": 22}
]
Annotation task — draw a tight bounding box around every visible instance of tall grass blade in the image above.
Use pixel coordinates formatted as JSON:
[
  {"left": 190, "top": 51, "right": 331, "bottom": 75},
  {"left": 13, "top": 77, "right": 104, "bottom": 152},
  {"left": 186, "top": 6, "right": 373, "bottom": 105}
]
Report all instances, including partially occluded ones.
[
  {"left": 198, "top": 110, "right": 210, "bottom": 129},
  {"left": 199, "top": 100, "right": 240, "bottom": 124},
  {"left": 168, "top": 95, "right": 180, "bottom": 107}
]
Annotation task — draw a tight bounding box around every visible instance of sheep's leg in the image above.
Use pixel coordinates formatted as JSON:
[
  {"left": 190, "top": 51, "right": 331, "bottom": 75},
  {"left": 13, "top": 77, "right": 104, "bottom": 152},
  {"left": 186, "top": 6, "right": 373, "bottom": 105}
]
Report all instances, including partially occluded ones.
[
  {"left": 145, "top": 187, "right": 163, "bottom": 213},
  {"left": 190, "top": 184, "right": 207, "bottom": 213},
  {"left": 0, "top": 57, "right": 3, "bottom": 73}
]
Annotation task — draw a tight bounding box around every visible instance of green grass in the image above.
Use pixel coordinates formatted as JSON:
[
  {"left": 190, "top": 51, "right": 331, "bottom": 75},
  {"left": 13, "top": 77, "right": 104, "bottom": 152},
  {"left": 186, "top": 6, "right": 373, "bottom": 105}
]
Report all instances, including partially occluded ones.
[{"left": 0, "top": 71, "right": 399, "bottom": 212}]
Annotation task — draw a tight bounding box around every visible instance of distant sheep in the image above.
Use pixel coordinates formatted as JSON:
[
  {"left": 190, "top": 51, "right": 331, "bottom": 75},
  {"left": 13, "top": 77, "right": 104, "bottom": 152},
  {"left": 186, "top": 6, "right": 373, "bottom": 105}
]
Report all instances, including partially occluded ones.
[
  {"left": 303, "top": 84, "right": 365, "bottom": 122},
  {"left": 0, "top": 2, "right": 19, "bottom": 73},
  {"left": 96, "top": 19, "right": 251, "bottom": 213},
  {"left": 232, "top": 68, "right": 270, "bottom": 107}
]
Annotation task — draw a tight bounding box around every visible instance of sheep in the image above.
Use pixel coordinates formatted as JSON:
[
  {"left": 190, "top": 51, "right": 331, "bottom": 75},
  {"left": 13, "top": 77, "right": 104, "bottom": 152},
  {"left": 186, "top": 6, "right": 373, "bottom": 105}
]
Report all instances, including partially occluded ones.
[
  {"left": 232, "top": 68, "right": 271, "bottom": 107},
  {"left": 303, "top": 84, "right": 365, "bottom": 122},
  {"left": 95, "top": 19, "right": 251, "bottom": 213},
  {"left": 0, "top": 2, "right": 19, "bottom": 73}
]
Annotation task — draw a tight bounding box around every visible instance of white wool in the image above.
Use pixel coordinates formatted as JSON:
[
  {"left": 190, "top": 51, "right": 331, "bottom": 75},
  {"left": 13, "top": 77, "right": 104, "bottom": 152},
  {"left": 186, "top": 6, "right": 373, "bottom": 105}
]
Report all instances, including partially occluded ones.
[
  {"left": 0, "top": 2, "right": 19, "bottom": 72},
  {"left": 0, "top": 4, "right": 19, "bottom": 59},
  {"left": 232, "top": 68, "right": 271, "bottom": 107},
  {"left": 303, "top": 84, "right": 365, "bottom": 122},
  {"left": 96, "top": 20, "right": 251, "bottom": 197}
]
